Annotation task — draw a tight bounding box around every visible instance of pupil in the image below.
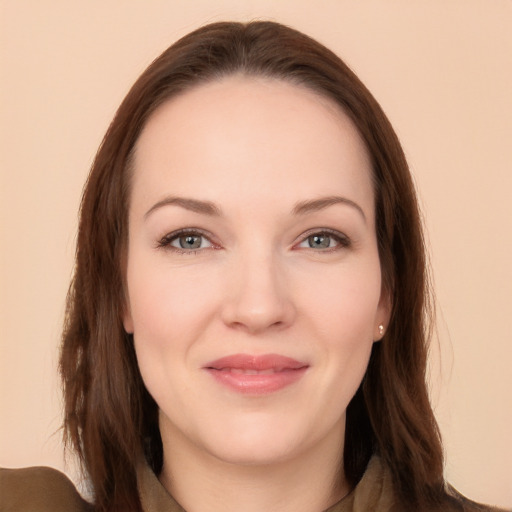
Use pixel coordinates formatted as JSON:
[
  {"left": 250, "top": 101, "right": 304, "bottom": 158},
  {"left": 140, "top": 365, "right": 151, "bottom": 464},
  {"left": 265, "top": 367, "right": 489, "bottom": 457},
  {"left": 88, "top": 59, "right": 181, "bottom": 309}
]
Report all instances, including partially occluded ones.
[{"left": 309, "top": 234, "right": 330, "bottom": 248}]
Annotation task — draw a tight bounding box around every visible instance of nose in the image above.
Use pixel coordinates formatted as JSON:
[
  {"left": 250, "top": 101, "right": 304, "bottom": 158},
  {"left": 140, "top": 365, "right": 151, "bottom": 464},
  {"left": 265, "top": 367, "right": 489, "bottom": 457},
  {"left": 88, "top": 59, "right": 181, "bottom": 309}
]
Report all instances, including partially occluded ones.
[{"left": 220, "top": 251, "right": 296, "bottom": 334}]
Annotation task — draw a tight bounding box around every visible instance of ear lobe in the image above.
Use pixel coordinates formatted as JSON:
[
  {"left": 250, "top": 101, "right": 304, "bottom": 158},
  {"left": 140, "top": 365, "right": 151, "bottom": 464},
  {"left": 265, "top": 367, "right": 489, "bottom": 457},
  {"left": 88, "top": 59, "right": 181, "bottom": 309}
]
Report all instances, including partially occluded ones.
[
  {"left": 374, "top": 323, "right": 385, "bottom": 342},
  {"left": 375, "top": 288, "right": 392, "bottom": 341}
]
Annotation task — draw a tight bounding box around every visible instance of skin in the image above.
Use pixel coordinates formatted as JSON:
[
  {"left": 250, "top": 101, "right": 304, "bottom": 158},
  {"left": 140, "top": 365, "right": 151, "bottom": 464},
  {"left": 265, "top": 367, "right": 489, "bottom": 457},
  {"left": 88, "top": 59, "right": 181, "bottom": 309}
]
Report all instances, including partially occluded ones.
[{"left": 123, "top": 76, "right": 390, "bottom": 512}]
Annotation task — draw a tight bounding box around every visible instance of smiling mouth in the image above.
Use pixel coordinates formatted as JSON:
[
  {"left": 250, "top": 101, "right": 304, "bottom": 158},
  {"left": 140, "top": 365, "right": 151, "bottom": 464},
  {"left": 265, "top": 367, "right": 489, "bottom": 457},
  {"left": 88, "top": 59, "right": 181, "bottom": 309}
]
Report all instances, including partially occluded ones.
[{"left": 204, "top": 354, "right": 309, "bottom": 394}]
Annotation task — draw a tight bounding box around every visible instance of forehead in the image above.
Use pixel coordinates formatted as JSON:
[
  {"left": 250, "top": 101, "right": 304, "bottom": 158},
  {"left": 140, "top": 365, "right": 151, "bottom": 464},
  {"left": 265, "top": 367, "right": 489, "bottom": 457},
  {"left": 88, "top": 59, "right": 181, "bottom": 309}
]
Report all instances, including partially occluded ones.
[{"left": 131, "top": 75, "right": 374, "bottom": 218}]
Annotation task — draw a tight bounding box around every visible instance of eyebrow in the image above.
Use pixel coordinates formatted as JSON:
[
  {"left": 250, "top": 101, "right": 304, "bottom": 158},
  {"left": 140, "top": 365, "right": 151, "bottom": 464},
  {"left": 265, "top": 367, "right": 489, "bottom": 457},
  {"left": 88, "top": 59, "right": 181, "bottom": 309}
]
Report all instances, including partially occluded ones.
[
  {"left": 144, "top": 194, "right": 366, "bottom": 222},
  {"left": 292, "top": 196, "right": 367, "bottom": 222},
  {"left": 144, "top": 196, "right": 222, "bottom": 219}
]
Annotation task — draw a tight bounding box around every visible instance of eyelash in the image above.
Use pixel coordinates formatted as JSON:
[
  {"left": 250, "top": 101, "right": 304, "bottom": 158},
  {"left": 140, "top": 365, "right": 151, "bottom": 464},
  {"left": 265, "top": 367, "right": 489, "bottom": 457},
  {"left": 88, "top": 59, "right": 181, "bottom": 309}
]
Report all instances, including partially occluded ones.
[
  {"left": 156, "top": 228, "right": 217, "bottom": 255},
  {"left": 156, "top": 228, "right": 351, "bottom": 255}
]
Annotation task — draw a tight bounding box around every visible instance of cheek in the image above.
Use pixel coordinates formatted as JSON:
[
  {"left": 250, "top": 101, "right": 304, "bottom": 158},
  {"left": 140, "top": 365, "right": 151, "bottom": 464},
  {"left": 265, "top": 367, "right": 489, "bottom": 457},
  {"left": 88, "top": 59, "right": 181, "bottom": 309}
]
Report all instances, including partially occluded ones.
[
  {"left": 127, "top": 264, "right": 214, "bottom": 410},
  {"left": 125, "top": 257, "right": 227, "bottom": 404},
  {"left": 126, "top": 256, "right": 220, "bottom": 344},
  {"left": 298, "top": 258, "right": 383, "bottom": 339}
]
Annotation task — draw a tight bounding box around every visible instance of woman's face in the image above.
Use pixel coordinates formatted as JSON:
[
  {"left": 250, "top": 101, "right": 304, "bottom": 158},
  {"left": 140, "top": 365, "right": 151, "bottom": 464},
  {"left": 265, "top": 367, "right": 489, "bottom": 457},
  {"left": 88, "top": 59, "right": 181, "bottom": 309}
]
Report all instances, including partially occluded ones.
[{"left": 123, "top": 76, "right": 389, "bottom": 467}]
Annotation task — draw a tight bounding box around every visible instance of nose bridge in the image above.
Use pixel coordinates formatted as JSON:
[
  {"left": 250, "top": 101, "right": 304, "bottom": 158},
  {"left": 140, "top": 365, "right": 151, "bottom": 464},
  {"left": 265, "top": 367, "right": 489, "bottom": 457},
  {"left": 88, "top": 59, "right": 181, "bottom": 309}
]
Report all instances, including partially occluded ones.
[{"left": 222, "top": 241, "right": 295, "bottom": 333}]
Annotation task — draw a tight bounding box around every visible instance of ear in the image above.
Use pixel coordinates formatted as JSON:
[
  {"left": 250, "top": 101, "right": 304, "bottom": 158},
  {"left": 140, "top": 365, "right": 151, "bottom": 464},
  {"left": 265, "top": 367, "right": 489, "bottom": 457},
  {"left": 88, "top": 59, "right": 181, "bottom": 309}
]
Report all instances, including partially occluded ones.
[
  {"left": 374, "top": 287, "right": 392, "bottom": 342},
  {"left": 122, "top": 300, "right": 134, "bottom": 334},
  {"left": 120, "top": 251, "right": 134, "bottom": 334}
]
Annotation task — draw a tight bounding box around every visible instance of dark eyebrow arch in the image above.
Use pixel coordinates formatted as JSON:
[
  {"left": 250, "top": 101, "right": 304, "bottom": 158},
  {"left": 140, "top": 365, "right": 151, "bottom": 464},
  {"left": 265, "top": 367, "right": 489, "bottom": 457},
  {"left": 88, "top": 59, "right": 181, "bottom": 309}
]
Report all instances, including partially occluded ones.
[
  {"left": 292, "top": 196, "right": 366, "bottom": 222},
  {"left": 145, "top": 195, "right": 365, "bottom": 222},
  {"left": 144, "top": 196, "right": 222, "bottom": 219}
]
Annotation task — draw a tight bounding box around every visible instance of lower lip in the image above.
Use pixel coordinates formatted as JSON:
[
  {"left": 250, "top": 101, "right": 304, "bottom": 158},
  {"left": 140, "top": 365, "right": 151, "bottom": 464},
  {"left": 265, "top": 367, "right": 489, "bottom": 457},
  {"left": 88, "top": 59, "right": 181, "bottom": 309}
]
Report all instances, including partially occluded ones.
[{"left": 205, "top": 367, "right": 308, "bottom": 395}]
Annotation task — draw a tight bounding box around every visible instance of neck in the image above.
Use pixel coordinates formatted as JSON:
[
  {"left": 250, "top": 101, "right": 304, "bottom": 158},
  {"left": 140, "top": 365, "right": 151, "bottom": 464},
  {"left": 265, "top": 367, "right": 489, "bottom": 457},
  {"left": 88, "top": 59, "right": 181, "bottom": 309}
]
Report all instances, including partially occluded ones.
[{"left": 158, "top": 422, "right": 348, "bottom": 512}]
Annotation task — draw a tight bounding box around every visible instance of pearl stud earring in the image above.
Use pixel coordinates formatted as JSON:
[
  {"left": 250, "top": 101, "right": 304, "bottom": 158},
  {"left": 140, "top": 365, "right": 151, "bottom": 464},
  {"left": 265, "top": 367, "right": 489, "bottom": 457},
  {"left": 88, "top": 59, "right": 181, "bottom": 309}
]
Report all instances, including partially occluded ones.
[{"left": 378, "top": 324, "right": 384, "bottom": 336}]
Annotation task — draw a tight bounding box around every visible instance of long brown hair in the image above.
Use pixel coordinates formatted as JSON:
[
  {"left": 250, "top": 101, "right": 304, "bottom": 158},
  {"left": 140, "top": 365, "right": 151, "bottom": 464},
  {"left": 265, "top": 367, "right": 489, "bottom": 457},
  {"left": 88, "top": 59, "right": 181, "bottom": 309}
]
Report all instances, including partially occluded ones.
[{"left": 61, "top": 21, "right": 461, "bottom": 511}]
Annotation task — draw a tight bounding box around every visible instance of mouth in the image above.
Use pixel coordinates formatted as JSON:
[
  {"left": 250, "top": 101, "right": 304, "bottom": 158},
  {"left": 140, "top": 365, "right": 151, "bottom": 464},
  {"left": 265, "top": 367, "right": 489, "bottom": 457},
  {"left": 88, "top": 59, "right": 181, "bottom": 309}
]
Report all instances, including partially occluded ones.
[{"left": 203, "top": 354, "right": 309, "bottom": 395}]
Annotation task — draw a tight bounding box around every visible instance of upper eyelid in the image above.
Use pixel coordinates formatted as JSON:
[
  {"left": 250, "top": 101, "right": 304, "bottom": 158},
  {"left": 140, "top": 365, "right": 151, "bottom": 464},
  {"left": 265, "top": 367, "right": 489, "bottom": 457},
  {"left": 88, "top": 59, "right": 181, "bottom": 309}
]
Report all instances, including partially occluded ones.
[
  {"left": 161, "top": 227, "right": 214, "bottom": 240},
  {"left": 294, "top": 228, "right": 349, "bottom": 244}
]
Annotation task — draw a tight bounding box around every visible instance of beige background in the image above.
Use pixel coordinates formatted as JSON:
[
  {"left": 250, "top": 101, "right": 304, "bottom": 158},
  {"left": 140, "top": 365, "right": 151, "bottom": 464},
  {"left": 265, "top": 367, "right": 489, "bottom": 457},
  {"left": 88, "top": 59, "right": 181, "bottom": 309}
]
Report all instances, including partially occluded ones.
[{"left": 1, "top": 0, "right": 511, "bottom": 508}]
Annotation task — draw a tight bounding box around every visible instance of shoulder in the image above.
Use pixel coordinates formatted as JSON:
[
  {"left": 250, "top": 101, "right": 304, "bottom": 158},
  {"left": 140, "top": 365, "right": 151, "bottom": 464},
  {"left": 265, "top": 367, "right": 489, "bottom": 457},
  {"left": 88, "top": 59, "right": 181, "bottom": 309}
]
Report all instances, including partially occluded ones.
[
  {"left": 446, "top": 485, "right": 510, "bottom": 512},
  {"left": 0, "top": 466, "right": 92, "bottom": 512},
  {"left": 361, "top": 458, "right": 508, "bottom": 512}
]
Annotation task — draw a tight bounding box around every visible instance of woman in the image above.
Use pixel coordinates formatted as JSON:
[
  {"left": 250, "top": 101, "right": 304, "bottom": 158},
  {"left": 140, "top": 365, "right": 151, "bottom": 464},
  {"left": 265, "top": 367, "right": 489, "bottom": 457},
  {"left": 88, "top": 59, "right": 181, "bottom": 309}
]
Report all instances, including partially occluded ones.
[{"left": 1, "top": 21, "right": 503, "bottom": 512}]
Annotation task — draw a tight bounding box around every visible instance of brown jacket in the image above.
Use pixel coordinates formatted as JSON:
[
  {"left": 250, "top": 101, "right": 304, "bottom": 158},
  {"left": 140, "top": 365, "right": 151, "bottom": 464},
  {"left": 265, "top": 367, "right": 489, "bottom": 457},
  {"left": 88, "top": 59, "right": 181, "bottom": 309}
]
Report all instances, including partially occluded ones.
[
  {"left": 0, "top": 466, "right": 92, "bottom": 512},
  {"left": 2, "top": 457, "right": 507, "bottom": 512}
]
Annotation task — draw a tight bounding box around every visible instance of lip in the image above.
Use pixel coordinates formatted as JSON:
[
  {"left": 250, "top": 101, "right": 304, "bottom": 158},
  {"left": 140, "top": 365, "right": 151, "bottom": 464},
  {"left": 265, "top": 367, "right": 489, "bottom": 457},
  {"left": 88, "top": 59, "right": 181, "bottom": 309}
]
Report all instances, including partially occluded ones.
[{"left": 203, "top": 354, "right": 309, "bottom": 395}]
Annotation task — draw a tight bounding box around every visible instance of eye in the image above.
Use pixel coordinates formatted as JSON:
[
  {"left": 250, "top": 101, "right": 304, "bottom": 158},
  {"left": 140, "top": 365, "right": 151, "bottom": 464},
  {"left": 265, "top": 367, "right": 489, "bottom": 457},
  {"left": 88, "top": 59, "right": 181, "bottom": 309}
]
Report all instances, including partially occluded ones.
[
  {"left": 297, "top": 230, "right": 350, "bottom": 251},
  {"left": 157, "top": 229, "right": 214, "bottom": 253}
]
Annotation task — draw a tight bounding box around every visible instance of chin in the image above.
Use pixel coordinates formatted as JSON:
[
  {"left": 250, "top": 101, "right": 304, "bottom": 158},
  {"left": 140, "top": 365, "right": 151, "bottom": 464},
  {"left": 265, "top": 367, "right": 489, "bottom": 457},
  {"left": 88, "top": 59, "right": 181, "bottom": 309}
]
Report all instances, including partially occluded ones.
[
  {"left": 198, "top": 418, "right": 313, "bottom": 467},
  {"left": 207, "top": 439, "right": 299, "bottom": 467}
]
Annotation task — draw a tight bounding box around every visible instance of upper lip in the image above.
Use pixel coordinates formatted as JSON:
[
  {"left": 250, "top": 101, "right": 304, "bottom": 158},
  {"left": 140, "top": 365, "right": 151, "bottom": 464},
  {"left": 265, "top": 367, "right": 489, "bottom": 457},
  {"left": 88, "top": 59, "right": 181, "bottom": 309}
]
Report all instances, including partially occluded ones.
[{"left": 204, "top": 353, "right": 308, "bottom": 371}]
